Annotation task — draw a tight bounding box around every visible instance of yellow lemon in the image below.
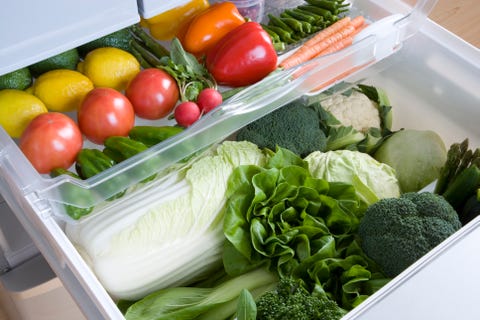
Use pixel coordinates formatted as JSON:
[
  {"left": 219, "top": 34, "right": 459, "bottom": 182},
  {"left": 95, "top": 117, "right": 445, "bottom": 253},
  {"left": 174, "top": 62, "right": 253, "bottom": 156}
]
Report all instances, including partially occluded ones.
[
  {"left": 32, "top": 69, "right": 94, "bottom": 112},
  {"left": 0, "top": 89, "right": 48, "bottom": 138},
  {"left": 81, "top": 47, "right": 140, "bottom": 91}
]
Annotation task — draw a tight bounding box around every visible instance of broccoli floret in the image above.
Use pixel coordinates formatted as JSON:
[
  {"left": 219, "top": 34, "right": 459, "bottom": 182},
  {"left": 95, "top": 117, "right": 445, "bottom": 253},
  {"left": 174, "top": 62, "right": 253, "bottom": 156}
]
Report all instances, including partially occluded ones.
[
  {"left": 256, "top": 278, "right": 347, "bottom": 320},
  {"left": 236, "top": 101, "right": 326, "bottom": 157},
  {"left": 358, "top": 192, "right": 462, "bottom": 277}
]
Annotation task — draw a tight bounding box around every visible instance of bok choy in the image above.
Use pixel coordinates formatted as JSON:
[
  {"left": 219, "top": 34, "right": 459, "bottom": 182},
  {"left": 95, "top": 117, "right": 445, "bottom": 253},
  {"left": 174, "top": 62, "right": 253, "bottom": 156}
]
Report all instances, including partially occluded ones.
[{"left": 65, "top": 141, "right": 267, "bottom": 300}]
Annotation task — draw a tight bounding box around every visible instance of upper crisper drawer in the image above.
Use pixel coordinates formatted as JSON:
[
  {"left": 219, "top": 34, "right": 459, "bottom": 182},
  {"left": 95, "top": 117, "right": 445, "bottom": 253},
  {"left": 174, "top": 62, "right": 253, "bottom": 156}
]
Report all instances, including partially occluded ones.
[
  {"left": 0, "top": 0, "right": 438, "bottom": 224},
  {"left": 0, "top": 0, "right": 139, "bottom": 76}
]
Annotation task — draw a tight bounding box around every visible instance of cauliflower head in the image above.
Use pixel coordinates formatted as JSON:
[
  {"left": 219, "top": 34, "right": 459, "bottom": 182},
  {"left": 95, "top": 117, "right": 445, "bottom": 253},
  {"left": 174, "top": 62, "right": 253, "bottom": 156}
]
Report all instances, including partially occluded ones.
[{"left": 320, "top": 90, "right": 381, "bottom": 133}]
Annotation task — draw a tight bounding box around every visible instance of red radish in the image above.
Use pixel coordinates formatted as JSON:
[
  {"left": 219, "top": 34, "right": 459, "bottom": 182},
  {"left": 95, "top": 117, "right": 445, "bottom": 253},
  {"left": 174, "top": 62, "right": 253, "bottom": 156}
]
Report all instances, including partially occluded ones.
[
  {"left": 174, "top": 101, "right": 201, "bottom": 127},
  {"left": 197, "top": 88, "right": 223, "bottom": 113}
]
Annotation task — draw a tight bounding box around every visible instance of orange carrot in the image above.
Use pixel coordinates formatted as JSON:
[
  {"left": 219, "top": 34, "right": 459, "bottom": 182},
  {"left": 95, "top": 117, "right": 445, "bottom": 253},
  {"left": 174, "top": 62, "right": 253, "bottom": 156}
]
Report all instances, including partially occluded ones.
[
  {"left": 352, "top": 22, "right": 369, "bottom": 36},
  {"left": 314, "top": 19, "right": 367, "bottom": 58},
  {"left": 351, "top": 15, "right": 366, "bottom": 29},
  {"left": 301, "top": 16, "right": 351, "bottom": 48},
  {"left": 280, "top": 23, "right": 356, "bottom": 69},
  {"left": 315, "top": 36, "right": 354, "bottom": 57},
  {"left": 279, "top": 15, "right": 366, "bottom": 70}
]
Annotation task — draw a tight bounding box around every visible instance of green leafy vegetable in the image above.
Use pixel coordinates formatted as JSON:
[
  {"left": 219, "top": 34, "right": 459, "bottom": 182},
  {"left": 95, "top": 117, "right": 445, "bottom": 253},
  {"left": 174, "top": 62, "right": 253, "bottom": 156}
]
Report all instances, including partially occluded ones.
[
  {"left": 237, "top": 289, "right": 257, "bottom": 320},
  {"left": 305, "top": 150, "right": 401, "bottom": 205},
  {"left": 123, "top": 268, "right": 277, "bottom": 320},
  {"left": 159, "top": 38, "right": 216, "bottom": 102},
  {"left": 66, "top": 141, "right": 267, "bottom": 301},
  {"left": 223, "top": 147, "right": 389, "bottom": 310}
]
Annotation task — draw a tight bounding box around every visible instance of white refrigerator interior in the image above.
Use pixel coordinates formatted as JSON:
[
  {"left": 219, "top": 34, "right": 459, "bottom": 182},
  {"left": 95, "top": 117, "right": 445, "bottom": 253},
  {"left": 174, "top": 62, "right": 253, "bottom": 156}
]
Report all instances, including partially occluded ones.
[{"left": 0, "top": 0, "right": 479, "bottom": 319}]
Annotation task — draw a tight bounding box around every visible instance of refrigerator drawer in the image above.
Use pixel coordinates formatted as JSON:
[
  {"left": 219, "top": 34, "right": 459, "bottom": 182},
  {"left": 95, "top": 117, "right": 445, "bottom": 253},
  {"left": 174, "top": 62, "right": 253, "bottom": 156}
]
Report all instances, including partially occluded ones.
[{"left": 0, "top": 0, "right": 478, "bottom": 319}]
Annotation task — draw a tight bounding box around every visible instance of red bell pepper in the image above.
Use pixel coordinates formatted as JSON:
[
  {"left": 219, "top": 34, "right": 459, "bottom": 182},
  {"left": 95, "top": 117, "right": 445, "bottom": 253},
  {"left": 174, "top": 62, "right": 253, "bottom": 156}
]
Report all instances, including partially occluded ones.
[{"left": 206, "top": 22, "right": 278, "bottom": 87}]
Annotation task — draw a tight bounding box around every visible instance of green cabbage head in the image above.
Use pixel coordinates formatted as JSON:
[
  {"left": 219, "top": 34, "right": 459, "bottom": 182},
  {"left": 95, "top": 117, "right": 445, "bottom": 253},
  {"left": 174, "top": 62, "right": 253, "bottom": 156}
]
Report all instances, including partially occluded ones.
[{"left": 305, "top": 150, "right": 401, "bottom": 206}]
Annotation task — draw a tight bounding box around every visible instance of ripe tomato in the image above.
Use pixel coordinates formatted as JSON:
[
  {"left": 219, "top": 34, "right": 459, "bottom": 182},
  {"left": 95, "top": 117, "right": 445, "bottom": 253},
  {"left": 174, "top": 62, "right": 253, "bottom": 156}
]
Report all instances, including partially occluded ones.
[
  {"left": 78, "top": 87, "right": 135, "bottom": 144},
  {"left": 19, "top": 112, "right": 83, "bottom": 174},
  {"left": 125, "top": 68, "right": 179, "bottom": 120}
]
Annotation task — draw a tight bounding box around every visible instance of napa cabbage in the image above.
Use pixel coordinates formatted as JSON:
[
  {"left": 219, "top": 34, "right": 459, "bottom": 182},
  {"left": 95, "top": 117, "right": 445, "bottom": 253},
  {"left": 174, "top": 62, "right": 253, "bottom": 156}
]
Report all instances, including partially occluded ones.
[{"left": 65, "top": 141, "right": 266, "bottom": 300}]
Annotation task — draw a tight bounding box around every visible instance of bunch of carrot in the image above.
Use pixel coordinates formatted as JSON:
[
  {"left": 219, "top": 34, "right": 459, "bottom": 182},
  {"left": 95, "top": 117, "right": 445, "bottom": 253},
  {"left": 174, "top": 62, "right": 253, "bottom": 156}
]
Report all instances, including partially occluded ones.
[{"left": 279, "top": 15, "right": 367, "bottom": 69}]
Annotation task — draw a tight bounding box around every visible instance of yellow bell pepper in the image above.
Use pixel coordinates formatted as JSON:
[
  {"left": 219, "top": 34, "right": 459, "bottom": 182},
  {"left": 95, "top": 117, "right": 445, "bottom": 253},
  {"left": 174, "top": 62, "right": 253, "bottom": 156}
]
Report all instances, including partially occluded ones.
[
  {"left": 180, "top": 2, "right": 246, "bottom": 56},
  {"left": 145, "top": 0, "right": 210, "bottom": 41}
]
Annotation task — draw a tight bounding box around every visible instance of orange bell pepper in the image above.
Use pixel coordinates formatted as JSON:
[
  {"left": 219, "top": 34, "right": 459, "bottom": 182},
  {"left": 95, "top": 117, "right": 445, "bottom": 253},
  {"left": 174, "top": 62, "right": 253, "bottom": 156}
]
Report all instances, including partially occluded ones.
[
  {"left": 180, "top": 2, "right": 246, "bottom": 56},
  {"left": 145, "top": 0, "right": 210, "bottom": 41}
]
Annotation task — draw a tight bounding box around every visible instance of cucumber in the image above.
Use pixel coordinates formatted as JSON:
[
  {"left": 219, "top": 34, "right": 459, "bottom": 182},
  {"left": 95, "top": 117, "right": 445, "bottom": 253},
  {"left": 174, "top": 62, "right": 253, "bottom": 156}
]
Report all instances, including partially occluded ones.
[
  {"left": 50, "top": 168, "right": 94, "bottom": 220},
  {"left": 76, "top": 149, "right": 116, "bottom": 179},
  {"left": 103, "top": 136, "right": 157, "bottom": 183},
  {"left": 75, "top": 149, "right": 126, "bottom": 201},
  {"left": 128, "top": 125, "right": 184, "bottom": 147}
]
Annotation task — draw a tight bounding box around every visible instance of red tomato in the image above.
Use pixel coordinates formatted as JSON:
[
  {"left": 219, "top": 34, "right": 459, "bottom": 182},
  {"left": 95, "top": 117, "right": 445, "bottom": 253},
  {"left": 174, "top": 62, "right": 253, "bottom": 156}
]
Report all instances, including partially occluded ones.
[
  {"left": 78, "top": 88, "right": 135, "bottom": 144},
  {"left": 196, "top": 88, "right": 223, "bottom": 113},
  {"left": 125, "top": 68, "right": 179, "bottom": 120},
  {"left": 19, "top": 112, "right": 83, "bottom": 174},
  {"left": 174, "top": 101, "right": 201, "bottom": 127}
]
